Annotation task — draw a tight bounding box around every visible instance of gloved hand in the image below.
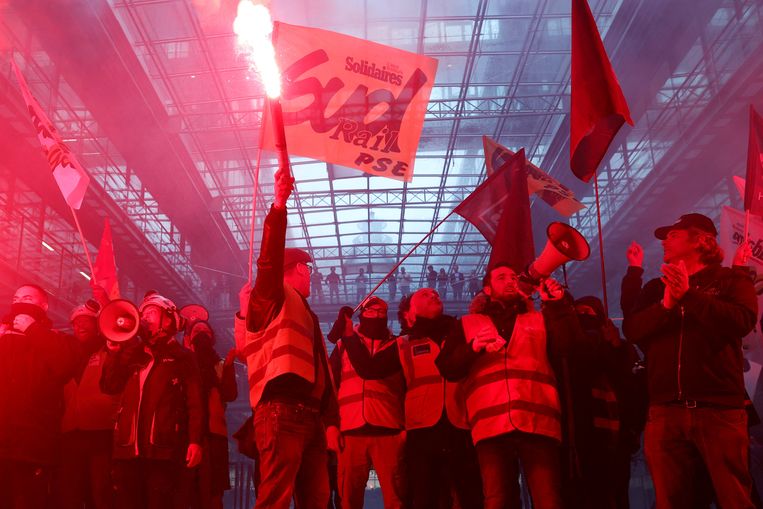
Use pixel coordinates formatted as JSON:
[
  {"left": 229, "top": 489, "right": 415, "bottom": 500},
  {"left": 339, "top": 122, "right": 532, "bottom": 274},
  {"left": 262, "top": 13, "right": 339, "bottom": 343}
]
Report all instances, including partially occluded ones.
[{"left": 327, "top": 306, "right": 354, "bottom": 344}]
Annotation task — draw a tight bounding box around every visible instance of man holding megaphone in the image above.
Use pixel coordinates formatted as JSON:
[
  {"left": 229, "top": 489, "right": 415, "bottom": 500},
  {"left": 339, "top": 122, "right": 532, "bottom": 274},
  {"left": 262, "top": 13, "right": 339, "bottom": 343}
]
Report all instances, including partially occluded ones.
[
  {"left": 436, "top": 261, "right": 582, "bottom": 509},
  {"left": 99, "top": 291, "right": 204, "bottom": 509}
]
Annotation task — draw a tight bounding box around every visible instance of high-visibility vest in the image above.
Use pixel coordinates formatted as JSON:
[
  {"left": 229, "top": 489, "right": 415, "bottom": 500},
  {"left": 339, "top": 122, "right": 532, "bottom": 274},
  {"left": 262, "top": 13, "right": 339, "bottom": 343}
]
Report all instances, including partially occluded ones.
[
  {"left": 239, "top": 284, "right": 321, "bottom": 407},
  {"left": 397, "top": 335, "right": 468, "bottom": 430},
  {"left": 461, "top": 311, "right": 561, "bottom": 444},
  {"left": 337, "top": 333, "right": 405, "bottom": 432},
  {"left": 591, "top": 375, "right": 620, "bottom": 437}
]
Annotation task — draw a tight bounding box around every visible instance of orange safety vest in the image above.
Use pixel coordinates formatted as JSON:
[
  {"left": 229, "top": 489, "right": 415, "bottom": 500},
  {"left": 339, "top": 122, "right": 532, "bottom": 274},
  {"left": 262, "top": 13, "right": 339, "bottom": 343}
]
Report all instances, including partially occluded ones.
[
  {"left": 461, "top": 311, "right": 561, "bottom": 444},
  {"left": 337, "top": 332, "right": 405, "bottom": 432},
  {"left": 397, "top": 335, "right": 468, "bottom": 430},
  {"left": 239, "top": 284, "right": 323, "bottom": 408}
]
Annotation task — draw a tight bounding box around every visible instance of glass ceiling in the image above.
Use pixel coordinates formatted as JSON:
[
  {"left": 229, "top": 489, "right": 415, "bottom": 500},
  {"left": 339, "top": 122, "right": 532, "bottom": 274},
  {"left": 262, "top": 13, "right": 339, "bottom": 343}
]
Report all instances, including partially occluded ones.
[{"left": 105, "top": 0, "right": 622, "bottom": 289}]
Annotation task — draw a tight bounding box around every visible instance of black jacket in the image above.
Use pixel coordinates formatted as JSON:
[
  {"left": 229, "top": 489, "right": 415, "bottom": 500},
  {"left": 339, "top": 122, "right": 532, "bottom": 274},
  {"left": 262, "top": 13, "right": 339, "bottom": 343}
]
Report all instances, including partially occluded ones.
[
  {"left": 0, "top": 321, "right": 81, "bottom": 465},
  {"left": 100, "top": 339, "right": 204, "bottom": 461},
  {"left": 622, "top": 263, "right": 757, "bottom": 407}
]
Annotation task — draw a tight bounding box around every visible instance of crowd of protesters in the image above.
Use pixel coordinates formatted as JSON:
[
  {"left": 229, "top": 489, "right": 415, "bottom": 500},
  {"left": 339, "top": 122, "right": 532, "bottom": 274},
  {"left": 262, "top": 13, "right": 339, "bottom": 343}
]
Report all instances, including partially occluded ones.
[{"left": 1, "top": 166, "right": 760, "bottom": 509}]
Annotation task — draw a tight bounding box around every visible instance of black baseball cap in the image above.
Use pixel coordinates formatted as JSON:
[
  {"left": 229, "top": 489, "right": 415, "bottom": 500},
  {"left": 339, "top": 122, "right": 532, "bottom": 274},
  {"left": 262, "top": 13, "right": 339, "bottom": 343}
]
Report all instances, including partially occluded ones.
[
  {"left": 654, "top": 213, "right": 717, "bottom": 240},
  {"left": 283, "top": 248, "right": 311, "bottom": 269}
]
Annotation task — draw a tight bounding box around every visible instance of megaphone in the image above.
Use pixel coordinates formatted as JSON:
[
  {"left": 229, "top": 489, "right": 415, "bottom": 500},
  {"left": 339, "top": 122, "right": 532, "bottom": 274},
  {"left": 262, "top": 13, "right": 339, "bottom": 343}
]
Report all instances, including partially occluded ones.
[
  {"left": 99, "top": 299, "right": 140, "bottom": 343},
  {"left": 525, "top": 222, "right": 590, "bottom": 284}
]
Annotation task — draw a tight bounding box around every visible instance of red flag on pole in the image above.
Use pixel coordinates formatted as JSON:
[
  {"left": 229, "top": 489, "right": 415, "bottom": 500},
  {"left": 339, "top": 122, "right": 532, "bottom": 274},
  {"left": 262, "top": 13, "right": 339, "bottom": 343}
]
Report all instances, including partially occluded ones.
[
  {"left": 93, "top": 218, "right": 120, "bottom": 300},
  {"left": 10, "top": 60, "right": 90, "bottom": 209},
  {"left": 745, "top": 105, "right": 763, "bottom": 216},
  {"left": 488, "top": 149, "right": 535, "bottom": 272},
  {"left": 570, "top": 0, "right": 633, "bottom": 183},
  {"left": 483, "top": 136, "right": 584, "bottom": 216},
  {"left": 455, "top": 150, "right": 534, "bottom": 272}
]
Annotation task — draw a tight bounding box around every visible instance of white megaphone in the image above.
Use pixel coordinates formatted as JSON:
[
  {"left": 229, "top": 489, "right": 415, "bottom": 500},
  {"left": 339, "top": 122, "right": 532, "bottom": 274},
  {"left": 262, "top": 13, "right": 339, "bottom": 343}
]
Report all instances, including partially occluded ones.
[
  {"left": 99, "top": 299, "right": 140, "bottom": 343},
  {"left": 524, "top": 222, "right": 590, "bottom": 284}
]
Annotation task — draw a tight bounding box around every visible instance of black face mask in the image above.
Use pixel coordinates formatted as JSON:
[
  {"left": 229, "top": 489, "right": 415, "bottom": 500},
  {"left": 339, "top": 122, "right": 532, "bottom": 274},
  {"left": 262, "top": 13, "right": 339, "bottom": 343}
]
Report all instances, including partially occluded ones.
[
  {"left": 192, "top": 332, "right": 214, "bottom": 351},
  {"left": 577, "top": 314, "right": 603, "bottom": 333},
  {"left": 359, "top": 316, "right": 388, "bottom": 340},
  {"left": 10, "top": 302, "right": 47, "bottom": 323},
  {"left": 139, "top": 319, "right": 175, "bottom": 349}
]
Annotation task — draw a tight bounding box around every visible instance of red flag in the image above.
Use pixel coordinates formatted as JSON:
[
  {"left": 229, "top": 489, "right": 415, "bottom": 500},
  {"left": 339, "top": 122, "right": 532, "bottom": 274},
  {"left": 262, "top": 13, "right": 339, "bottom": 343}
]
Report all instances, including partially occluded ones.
[
  {"left": 488, "top": 149, "right": 535, "bottom": 272},
  {"left": 11, "top": 61, "right": 90, "bottom": 209},
  {"left": 261, "top": 22, "right": 438, "bottom": 182},
  {"left": 570, "top": 0, "right": 633, "bottom": 182},
  {"left": 483, "top": 136, "right": 585, "bottom": 216},
  {"left": 93, "top": 218, "right": 120, "bottom": 300},
  {"left": 745, "top": 105, "right": 763, "bottom": 216},
  {"left": 455, "top": 150, "right": 534, "bottom": 272}
]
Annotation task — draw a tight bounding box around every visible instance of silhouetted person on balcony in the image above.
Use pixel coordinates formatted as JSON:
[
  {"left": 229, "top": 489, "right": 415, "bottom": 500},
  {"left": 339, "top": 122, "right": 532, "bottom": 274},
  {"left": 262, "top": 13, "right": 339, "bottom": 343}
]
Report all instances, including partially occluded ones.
[
  {"left": 399, "top": 267, "right": 412, "bottom": 297},
  {"left": 451, "top": 265, "right": 465, "bottom": 302},
  {"left": 327, "top": 268, "right": 341, "bottom": 304},
  {"left": 356, "top": 269, "right": 368, "bottom": 302},
  {"left": 388, "top": 271, "right": 398, "bottom": 301},
  {"left": 426, "top": 266, "right": 437, "bottom": 289},
  {"left": 312, "top": 270, "right": 324, "bottom": 303},
  {"left": 437, "top": 268, "right": 448, "bottom": 299}
]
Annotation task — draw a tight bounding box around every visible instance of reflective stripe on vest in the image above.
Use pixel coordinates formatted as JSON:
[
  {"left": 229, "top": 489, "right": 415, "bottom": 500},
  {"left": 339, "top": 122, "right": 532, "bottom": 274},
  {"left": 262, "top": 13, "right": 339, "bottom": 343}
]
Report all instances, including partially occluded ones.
[
  {"left": 397, "top": 335, "right": 469, "bottom": 430},
  {"left": 591, "top": 382, "right": 620, "bottom": 434},
  {"left": 461, "top": 311, "right": 561, "bottom": 444},
  {"left": 337, "top": 334, "right": 405, "bottom": 431},
  {"left": 242, "top": 285, "right": 316, "bottom": 407}
]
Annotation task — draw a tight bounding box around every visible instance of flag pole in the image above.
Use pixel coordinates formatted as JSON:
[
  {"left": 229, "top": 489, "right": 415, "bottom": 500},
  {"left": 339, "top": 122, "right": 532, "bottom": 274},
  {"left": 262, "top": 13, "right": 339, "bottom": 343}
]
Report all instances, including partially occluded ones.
[
  {"left": 354, "top": 210, "right": 456, "bottom": 313},
  {"left": 69, "top": 207, "right": 95, "bottom": 281},
  {"left": 744, "top": 210, "right": 751, "bottom": 242},
  {"left": 248, "top": 119, "right": 267, "bottom": 285},
  {"left": 593, "top": 177, "right": 609, "bottom": 316}
]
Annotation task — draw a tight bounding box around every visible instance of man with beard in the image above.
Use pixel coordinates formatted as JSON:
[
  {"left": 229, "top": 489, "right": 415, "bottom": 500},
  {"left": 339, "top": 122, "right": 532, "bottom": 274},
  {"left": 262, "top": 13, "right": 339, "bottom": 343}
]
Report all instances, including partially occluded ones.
[
  {"left": 623, "top": 213, "right": 758, "bottom": 508},
  {"left": 329, "top": 297, "right": 406, "bottom": 509},
  {"left": 0, "top": 283, "right": 82, "bottom": 509},
  {"left": 436, "top": 265, "right": 579, "bottom": 509},
  {"left": 54, "top": 299, "right": 122, "bottom": 509},
  {"left": 100, "top": 292, "right": 204, "bottom": 509}
]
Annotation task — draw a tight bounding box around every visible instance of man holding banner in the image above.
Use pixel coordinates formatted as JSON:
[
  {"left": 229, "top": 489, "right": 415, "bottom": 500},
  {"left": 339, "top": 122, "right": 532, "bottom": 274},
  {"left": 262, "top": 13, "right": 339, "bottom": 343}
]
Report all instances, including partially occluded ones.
[
  {"left": 235, "top": 169, "right": 340, "bottom": 509},
  {"left": 623, "top": 213, "right": 757, "bottom": 508}
]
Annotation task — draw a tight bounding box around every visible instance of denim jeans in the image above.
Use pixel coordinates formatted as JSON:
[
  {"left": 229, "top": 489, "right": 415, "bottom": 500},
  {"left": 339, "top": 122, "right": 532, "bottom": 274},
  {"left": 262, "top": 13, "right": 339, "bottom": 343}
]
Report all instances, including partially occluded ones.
[
  {"left": 475, "top": 431, "right": 562, "bottom": 509},
  {"left": 644, "top": 404, "right": 754, "bottom": 509},
  {"left": 405, "top": 423, "right": 483, "bottom": 509},
  {"left": 254, "top": 400, "right": 329, "bottom": 509}
]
